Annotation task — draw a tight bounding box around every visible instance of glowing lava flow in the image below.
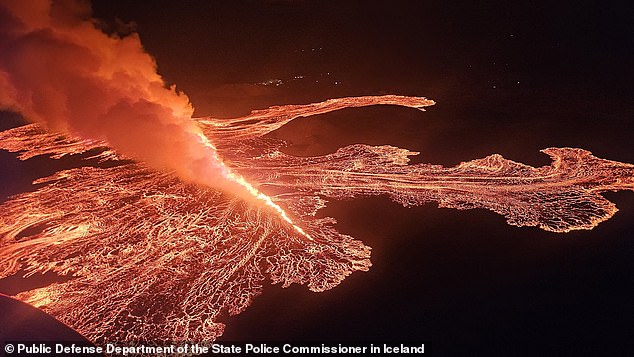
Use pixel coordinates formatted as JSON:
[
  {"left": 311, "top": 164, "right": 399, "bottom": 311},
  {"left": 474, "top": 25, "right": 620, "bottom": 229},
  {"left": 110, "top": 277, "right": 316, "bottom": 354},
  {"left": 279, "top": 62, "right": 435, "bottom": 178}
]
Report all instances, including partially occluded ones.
[
  {"left": 0, "top": 95, "right": 632, "bottom": 343},
  {"left": 197, "top": 132, "right": 312, "bottom": 240},
  {"left": 228, "top": 172, "right": 312, "bottom": 240}
]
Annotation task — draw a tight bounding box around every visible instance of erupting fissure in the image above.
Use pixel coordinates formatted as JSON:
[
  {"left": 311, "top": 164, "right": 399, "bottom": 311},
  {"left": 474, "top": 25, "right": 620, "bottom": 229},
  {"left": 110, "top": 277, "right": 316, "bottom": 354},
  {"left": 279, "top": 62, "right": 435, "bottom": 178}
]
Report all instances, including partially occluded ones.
[
  {"left": 229, "top": 172, "right": 313, "bottom": 240},
  {"left": 197, "top": 132, "right": 312, "bottom": 240}
]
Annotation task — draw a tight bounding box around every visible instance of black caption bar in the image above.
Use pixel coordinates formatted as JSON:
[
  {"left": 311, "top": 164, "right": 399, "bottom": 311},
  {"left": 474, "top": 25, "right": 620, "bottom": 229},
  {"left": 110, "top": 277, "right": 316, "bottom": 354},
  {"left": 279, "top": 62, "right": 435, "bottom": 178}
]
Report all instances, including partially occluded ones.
[{"left": 3, "top": 341, "right": 430, "bottom": 356}]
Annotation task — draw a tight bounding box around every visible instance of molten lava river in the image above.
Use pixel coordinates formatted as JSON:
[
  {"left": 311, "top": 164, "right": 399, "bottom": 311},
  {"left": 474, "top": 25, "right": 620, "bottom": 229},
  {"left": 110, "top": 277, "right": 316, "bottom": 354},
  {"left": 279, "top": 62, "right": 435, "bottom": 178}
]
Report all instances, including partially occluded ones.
[{"left": 0, "top": 95, "right": 632, "bottom": 343}]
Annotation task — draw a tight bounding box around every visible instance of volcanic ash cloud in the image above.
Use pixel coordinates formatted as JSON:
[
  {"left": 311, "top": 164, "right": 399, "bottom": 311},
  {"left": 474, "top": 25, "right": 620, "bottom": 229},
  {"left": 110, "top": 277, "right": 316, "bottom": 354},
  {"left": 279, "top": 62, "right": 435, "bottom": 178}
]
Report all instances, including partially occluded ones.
[{"left": 0, "top": 0, "right": 230, "bottom": 187}]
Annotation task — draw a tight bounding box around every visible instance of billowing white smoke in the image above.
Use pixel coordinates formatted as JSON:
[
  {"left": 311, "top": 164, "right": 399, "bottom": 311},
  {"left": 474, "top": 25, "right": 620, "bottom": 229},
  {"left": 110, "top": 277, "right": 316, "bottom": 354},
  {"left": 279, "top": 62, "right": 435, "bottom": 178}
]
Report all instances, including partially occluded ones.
[{"left": 0, "top": 0, "right": 231, "bottom": 187}]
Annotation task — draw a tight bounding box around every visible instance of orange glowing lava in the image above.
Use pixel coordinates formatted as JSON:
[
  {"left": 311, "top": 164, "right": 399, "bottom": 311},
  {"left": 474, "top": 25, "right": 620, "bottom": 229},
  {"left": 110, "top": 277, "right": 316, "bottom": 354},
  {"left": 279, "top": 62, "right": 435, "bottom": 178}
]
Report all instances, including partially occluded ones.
[
  {"left": 0, "top": 95, "right": 632, "bottom": 343},
  {"left": 227, "top": 171, "right": 312, "bottom": 240},
  {"left": 196, "top": 131, "right": 311, "bottom": 239}
]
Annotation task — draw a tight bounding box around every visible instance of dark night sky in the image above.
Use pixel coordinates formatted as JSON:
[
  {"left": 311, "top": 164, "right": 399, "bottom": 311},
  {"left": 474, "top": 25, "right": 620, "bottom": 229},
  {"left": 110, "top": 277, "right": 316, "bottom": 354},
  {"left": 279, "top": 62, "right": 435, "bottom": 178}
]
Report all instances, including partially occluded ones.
[
  {"left": 89, "top": 0, "right": 633, "bottom": 166},
  {"left": 1, "top": 1, "right": 633, "bottom": 355}
]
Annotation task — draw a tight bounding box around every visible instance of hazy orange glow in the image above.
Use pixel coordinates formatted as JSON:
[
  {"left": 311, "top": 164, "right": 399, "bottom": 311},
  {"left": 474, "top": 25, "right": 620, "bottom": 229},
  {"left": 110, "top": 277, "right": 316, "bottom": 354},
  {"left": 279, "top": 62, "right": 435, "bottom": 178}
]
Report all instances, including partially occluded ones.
[
  {"left": 0, "top": 0, "right": 312, "bottom": 240},
  {"left": 0, "top": 95, "right": 633, "bottom": 343}
]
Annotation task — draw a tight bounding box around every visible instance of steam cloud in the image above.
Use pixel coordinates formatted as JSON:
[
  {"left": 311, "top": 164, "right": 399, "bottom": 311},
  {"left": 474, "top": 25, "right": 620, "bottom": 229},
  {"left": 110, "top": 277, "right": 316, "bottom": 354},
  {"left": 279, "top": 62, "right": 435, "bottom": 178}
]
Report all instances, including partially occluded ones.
[{"left": 0, "top": 0, "right": 231, "bottom": 187}]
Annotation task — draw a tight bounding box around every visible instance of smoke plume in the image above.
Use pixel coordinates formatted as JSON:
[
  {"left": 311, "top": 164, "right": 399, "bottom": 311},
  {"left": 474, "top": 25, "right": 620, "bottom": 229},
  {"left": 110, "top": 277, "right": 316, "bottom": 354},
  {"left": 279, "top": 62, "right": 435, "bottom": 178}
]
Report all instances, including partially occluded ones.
[{"left": 0, "top": 0, "right": 231, "bottom": 188}]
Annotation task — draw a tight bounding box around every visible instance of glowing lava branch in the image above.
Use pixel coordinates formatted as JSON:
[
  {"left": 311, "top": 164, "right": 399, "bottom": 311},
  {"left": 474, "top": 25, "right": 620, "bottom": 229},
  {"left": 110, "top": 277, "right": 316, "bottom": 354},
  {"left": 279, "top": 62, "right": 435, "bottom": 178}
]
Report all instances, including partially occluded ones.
[
  {"left": 200, "top": 95, "right": 436, "bottom": 145},
  {"left": 0, "top": 95, "right": 632, "bottom": 344}
]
